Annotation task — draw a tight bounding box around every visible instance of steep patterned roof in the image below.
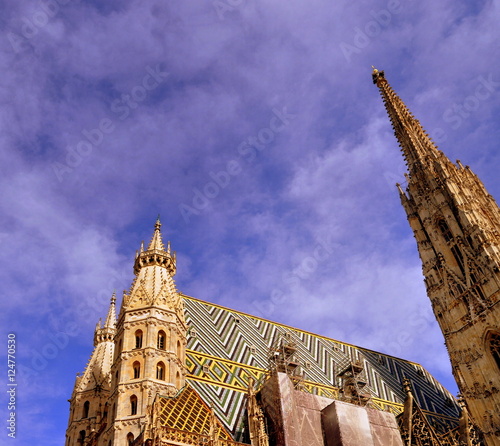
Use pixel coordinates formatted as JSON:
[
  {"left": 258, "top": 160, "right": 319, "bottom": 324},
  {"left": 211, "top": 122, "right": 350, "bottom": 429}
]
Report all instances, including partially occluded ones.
[
  {"left": 156, "top": 384, "right": 233, "bottom": 439},
  {"left": 182, "top": 294, "right": 460, "bottom": 440}
]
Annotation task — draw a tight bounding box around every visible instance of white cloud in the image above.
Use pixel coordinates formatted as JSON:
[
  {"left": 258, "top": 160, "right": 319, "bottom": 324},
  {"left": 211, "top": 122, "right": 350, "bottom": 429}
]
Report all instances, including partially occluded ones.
[{"left": 1, "top": 0, "right": 497, "bottom": 442}]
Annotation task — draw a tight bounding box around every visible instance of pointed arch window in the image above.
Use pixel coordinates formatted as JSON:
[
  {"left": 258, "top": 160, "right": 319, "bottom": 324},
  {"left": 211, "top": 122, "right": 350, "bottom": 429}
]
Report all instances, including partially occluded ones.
[
  {"left": 157, "top": 330, "right": 166, "bottom": 350},
  {"left": 133, "top": 361, "right": 141, "bottom": 379},
  {"left": 488, "top": 332, "right": 500, "bottom": 370},
  {"left": 82, "top": 400, "right": 90, "bottom": 418},
  {"left": 450, "top": 245, "right": 465, "bottom": 275},
  {"left": 103, "top": 403, "right": 108, "bottom": 422},
  {"left": 78, "top": 430, "right": 86, "bottom": 444},
  {"left": 471, "top": 273, "right": 487, "bottom": 302},
  {"left": 130, "top": 395, "right": 138, "bottom": 415},
  {"left": 135, "top": 330, "right": 143, "bottom": 349},
  {"left": 177, "top": 340, "right": 182, "bottom": 358},
  {"left": 127, "top": 432, "right": 135, "bottom": 445},
  {"left": 176, "top": 371, "right": 182, "bottom": 389},
  {"left": 438, "top": 219, "right": 453, "bottom": 242},
  {"left": 156, "top": 362, "right": 165, "bottom": 380}
]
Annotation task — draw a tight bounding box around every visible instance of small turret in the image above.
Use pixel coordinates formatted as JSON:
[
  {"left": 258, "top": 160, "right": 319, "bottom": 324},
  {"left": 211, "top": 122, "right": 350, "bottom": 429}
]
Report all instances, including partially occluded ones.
[
  {"left": 67, "top": 293, "right": 116, "bottom": 446},
  {"left": 93, "top": 293, "right": 116, "bottom": 346}
]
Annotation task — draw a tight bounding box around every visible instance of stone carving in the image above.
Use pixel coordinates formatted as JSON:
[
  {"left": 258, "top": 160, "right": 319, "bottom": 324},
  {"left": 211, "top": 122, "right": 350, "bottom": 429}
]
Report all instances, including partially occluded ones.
[{"left": 374, "top": 68, "right": 500, "bottom": 444}]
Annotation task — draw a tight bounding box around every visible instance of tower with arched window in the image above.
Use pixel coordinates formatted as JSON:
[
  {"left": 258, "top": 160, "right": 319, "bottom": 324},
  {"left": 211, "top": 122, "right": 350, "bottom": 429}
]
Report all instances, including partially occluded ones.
[
  {"left": 106, "top": 218, "right": 187, "bottom": 446},
  {"left": 65, "top": 294, "right": 117, "bottom": 446},
  {"left": 373, "top": 68, "right": 500, "bottom": 444}
]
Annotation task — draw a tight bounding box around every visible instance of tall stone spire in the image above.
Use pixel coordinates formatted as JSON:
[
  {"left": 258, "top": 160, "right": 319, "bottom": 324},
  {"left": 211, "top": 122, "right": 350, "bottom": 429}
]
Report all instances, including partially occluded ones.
[
  {"left": 372, "top": 67, "right": 446, "bottom": 175},
  {"left": 108, "top": 218, "right": 187, "bottom": 446},
  {"left": 374, "top": 68, "right": 500, "bottom": 444}
]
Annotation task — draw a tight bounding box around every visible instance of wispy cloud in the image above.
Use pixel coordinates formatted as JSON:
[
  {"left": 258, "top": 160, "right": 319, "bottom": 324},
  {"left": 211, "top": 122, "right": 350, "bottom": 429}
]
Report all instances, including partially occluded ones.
[{"left": 1, "top": 0, "right": 499, "bottom": 443}]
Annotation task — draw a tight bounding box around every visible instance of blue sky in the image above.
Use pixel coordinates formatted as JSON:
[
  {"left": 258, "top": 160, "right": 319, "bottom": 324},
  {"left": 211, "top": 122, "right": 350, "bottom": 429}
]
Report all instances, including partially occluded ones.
[{"left": 1, "top": 0, "right": 499, "bottom": 444}]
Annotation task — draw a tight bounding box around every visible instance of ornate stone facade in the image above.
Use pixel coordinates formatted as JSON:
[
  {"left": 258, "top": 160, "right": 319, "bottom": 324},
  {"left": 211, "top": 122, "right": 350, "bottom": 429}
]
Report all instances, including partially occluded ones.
[
  {"left": 65, "top": 69, "right": 500, "bottom": 445},
  {"left": 66, "top": 219, "right": 187, "bottom": 446},
  {"left": 373, "top": 68, "right": 500, "bottom": 444},
  {"left": 66, "top": 294, "right": 116, "bottom": 446},
  {"left": 65, "top": 219, "right": 474, "bottom": 446}
]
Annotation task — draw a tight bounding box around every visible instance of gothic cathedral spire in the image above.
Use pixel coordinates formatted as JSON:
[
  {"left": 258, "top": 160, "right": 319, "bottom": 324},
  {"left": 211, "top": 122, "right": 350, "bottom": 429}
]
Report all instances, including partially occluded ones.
[
  {"left": 67, "top": 219, "right": 187, "bottom": 446},
  {"left": 108, "top": 218, "right": 187, "bottom": 446},
  {"left": 121, "top": 216, "right": 181, "bottom": 314},
  {"left": 373, "top": 68, "right": 500, "bottom": 443}
]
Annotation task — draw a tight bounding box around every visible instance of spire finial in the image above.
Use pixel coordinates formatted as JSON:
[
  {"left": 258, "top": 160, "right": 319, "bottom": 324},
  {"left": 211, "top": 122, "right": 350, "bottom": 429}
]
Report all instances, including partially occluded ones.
[
  {"left": 133, "top": 218, "right": 176, "bottom": 275},
  {"left": 403, "top": 378, "right": 412, "bottom": 395},
  {"left": 103, "top": 292, "right": 117, "bottom": 330},
  {"left": 93, "top": 292, "right": 117, "bottom": 345},
  {"left": 372, "top": 66, "right": 385, "bottom": 84},
  {"left": 373, "top": 69, "right": 440, "bottom": 169},
  {"left": 147, "top": 216, "right": 166, "bottom": 251}
]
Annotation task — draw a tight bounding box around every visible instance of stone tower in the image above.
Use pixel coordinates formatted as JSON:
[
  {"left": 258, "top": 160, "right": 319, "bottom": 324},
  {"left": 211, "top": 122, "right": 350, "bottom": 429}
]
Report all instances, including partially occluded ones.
[
  {"left": 66, "top": 219, "right": 187, "bottom": 446},
  {"left": 108, "top": 218, "right": 187, "bottom": 445},
  {"left": 66, "top": 294, "right": 116, "bottom": 446},
  {"left": 373, "top": 68, "right": 500, "bottom": 443}
]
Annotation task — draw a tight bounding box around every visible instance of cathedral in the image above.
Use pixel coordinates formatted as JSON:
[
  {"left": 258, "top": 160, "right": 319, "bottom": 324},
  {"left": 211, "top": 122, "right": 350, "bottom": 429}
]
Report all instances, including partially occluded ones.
[{"left": 65, "top": 70, "right": 500, "bottom": 446}]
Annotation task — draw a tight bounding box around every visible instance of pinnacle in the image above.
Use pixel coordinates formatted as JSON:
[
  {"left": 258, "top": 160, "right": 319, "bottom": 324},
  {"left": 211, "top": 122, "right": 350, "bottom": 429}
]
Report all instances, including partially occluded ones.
[
  {"left": 147, "top": 217, "right": 166, "bottom": 252},
  {"left": 373, "top": 70, "right": 440, "bottom": 173},
  {"left": 372, "top": 66, "right": 385, "bottom": 84},
  {"left": 93, "top": 292, "right": 117, "bottom": 346},
  {"left": 103, "top": 292, "right": 117, "bottom": 329},
  {"left": 133, "top": 218, "right": 176, "bottom": 276}
]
